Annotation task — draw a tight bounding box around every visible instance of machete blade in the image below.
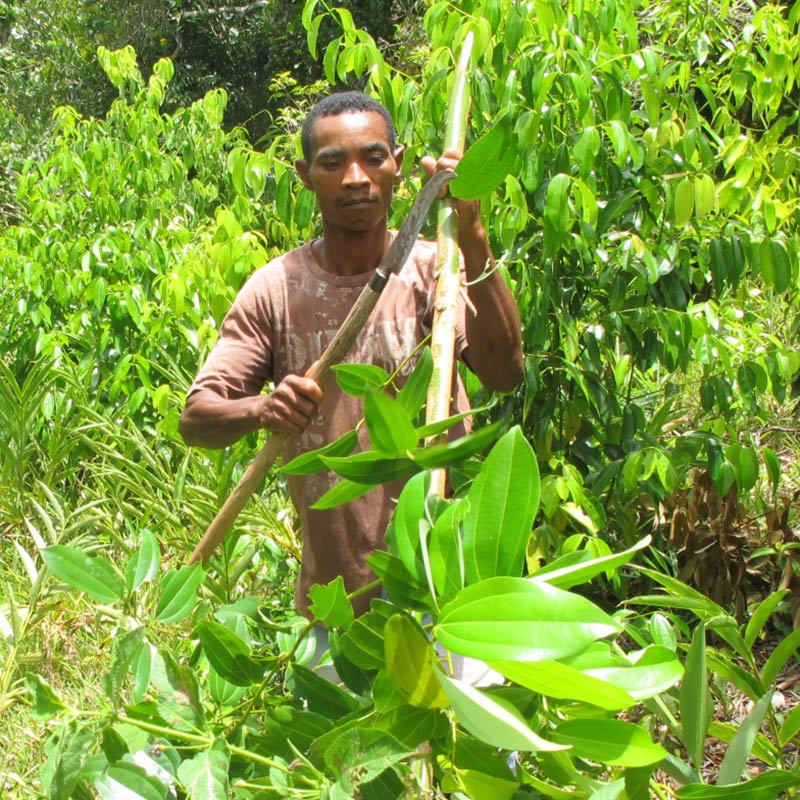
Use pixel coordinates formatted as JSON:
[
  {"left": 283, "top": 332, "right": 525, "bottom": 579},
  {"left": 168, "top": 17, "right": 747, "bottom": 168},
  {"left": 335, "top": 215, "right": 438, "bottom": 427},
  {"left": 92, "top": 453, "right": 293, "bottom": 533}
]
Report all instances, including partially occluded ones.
[{"left": 377, "top": 168, "right": 456, "bottom": 279}]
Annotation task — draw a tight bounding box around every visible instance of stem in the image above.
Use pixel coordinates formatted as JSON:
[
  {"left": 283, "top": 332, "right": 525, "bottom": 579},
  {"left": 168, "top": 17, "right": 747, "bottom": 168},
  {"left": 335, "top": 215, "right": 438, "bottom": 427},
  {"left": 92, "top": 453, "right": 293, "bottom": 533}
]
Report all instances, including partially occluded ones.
[{"left": 424, "top": 31, "right": 474, "bottom": 499}]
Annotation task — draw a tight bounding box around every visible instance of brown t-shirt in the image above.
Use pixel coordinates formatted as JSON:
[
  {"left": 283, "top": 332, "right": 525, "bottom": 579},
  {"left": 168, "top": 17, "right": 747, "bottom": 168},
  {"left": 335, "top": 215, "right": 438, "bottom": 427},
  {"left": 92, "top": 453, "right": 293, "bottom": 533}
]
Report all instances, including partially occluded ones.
[{"left": 188, "top": 237, "right": 470, "bottom": 616}]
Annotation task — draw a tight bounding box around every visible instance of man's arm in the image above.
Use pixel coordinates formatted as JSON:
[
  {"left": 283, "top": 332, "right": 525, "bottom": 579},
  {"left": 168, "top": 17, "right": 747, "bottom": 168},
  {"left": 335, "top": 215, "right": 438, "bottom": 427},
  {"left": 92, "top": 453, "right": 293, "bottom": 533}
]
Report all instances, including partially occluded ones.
[
  {"left": 422, "top": 150, "right": 524, "bottom": 393},
  {"left": 179, "top": 374, "right": 323, "bottom": 450}
]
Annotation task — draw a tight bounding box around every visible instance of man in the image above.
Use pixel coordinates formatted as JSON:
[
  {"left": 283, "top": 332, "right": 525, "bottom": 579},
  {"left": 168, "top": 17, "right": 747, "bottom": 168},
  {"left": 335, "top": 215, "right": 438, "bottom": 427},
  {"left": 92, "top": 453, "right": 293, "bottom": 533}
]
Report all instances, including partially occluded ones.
[{"left": 179, "top": 91, "right": 523, "bottom": 617}]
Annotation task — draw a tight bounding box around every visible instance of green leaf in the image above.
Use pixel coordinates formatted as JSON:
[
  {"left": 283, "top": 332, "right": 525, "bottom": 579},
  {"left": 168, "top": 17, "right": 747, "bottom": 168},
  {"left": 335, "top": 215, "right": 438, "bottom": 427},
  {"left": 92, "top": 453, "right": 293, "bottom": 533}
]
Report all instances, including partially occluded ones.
[
  {"left": 289, "top": 664, "right": 363, "bottom": 718},
  {"left": 436, "top": 671, "right": 568, "bottom": 752},
  {"left": 396, "top": 347, "right": 433, "bottom": 417},
  {"left": 410, "top": 421, "right": 502, "bottom": 469},
  {"left": 311, "top": 478, "right": 374, "bottom": 510},
  {"left": 150, "top": 649, "right": 206, "bottom": 732},
  {"left": 717, "top": 691, "right": 773, "bottom": 785},
  {"left": 126, "top": 529, "right": 160, "bottom": 592},
  {"left": 779, "top": 703, "right": 800, "bottom": 746},
  {"left": 694, "top": 174, "right": 715, "bottom": 218},
  {"left": 95, "top": 762, "right": 168, "bottom": 800},
  {"left": 320, "top": 451, "right": 417, "bottom": 484},
  {"left": 41, "top": 719, "right": 96, "bottom": 800},
  {"left": 435, "top": 577, "right": 620, "bottom": 661},
  {"left": 309, "top": 575, "right": 355, "bottom": 629},
  {"left": 325, "top": 728, "right": 413, "bottom": 791},
  {"left": 156, "top": 563, "right": 204, "bottom": 624},
  {"left": 428, "top": 501, "right": 465, "bottom": 604},
  {"left": 531, "top": 535, "right": 651, "bottom": 589},
  {"left": 384, "top": 614, "right": 447, "bottom": 708},
  {"left": 331, "top": 363, "right": 389, "bottom": 396},
  {"left": 583, "top": 645, "right": 683, "bottom": 700},
  {"left": 761, "top": 627, "right": 800, "bottom": 687},
  {"left": 674, "top": 177, "right": 694, "bottom": 226},
  {"left": 763, "top": 447, "right": 781, "bottom": 490},
  {"left": 552, "top": 719, "right": 668, "bottom": 766},
  {"left": 674, "top": 770, "right": 800, "bottom": 799},
  {"left": 338, "top": 600, "right": 395, "bottom": 670},
  {"left": 283, "top": 430, "right": 359, "bottom": 475},
  {"left": 462, "top": 426, "right": 540, "bottom": 582},
  {"left": 449, "top": 117, "right": 517, "bottom": 200},
  {"left": 680, "top": 622, "right": 712, "bottom": 771},
  {"left": 365, "top": 390, "right": 418, "bottom": 455},
  {"left": 366, "top": 549, "right": 431, "bottom": 611},
  {"left": 26, "top": 673, "right": 67, "bottom": 719},
  {"left": 103, "top": 627, "right": 146, "bottom": 705},
  {"left": 745, "top": 589, "right": 789, "bottom": 650},
  {"left": 385, "top": 471, "right": 428, "bottom": 583},
  {"left": 487, "top": 659, "right": 635, "bottom": 710},
  {"left": 176, "top": 742, "right": 230, "bottom": 800},
  {"left": 42, "top": 545, "right": 125, "bottom": 604},
  {"left": 458, "top": 769, "right": 520, "bottom": 800},
  {"left": 544, "top": 173, "right": 572, "bottom": 234},
  {"left": 197, "top": 620, "right": 262, "bottom": 686}
]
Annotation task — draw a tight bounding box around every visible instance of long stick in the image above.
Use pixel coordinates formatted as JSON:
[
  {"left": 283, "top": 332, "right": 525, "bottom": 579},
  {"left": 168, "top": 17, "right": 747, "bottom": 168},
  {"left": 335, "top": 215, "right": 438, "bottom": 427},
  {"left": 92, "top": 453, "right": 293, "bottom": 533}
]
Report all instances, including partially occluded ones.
[
  {"left": 424, "top": 31, "right": 474, "bottom": 499},
  {"left": 187, "top": 169, "right": 454, "bottom": 566}
]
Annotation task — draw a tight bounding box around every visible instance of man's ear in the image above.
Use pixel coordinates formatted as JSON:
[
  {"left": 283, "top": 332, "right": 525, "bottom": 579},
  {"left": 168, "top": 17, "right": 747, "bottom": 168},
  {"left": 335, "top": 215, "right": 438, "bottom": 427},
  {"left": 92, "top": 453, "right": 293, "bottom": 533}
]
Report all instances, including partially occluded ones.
[
  {"left": 393, "top": 147, "right": 405, "bottom": 178},
  {"left": 295, "top": 158, "right": 314, "bottom": 190}
]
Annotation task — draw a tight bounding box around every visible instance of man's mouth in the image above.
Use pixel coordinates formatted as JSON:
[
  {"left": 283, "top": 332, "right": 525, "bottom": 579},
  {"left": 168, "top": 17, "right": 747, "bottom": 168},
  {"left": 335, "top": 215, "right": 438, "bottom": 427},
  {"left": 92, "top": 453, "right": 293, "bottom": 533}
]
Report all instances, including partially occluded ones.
[{"left": 342, "top": 197, "right": 376, "bottom": 207}]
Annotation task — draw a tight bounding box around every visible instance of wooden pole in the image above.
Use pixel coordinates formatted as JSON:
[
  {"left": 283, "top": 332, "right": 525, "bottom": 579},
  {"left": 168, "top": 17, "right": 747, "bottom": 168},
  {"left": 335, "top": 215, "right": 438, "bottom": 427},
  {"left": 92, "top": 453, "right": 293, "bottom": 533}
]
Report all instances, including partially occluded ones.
[{"left": 424, "top": 31, "right": 474, "bottom": 499}]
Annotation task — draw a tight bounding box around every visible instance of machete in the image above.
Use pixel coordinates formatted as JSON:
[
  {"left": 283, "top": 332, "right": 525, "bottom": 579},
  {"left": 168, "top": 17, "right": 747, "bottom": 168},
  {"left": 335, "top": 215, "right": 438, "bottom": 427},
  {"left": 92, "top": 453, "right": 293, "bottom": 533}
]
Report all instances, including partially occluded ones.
[{"left": 188, "top": 168, "right": 456, "bottom": 565}]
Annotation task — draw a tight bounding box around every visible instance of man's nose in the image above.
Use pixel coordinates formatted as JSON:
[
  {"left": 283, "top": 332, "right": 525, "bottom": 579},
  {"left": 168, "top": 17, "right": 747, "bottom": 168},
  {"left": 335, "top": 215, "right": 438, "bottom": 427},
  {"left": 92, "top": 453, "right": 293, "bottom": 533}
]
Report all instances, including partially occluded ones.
[{"left": 343, "top": 161, "right": 369, "bottom": 185}]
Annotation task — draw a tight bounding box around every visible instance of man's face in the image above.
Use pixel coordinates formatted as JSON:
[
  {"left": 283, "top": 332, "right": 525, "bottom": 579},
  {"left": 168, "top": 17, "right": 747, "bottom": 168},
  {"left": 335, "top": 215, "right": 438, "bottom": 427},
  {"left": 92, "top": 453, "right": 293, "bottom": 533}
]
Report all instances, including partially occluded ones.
[{"left": 296, "top": 111, "right": 403, "bottom": 233}]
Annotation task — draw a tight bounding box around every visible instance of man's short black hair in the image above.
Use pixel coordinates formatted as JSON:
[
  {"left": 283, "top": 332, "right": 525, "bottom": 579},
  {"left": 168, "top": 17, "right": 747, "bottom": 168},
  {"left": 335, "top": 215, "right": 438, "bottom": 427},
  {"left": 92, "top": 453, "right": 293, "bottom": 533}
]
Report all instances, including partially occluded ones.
[{"left": 300, "top": 91, "right": 397, "bottom": 160}]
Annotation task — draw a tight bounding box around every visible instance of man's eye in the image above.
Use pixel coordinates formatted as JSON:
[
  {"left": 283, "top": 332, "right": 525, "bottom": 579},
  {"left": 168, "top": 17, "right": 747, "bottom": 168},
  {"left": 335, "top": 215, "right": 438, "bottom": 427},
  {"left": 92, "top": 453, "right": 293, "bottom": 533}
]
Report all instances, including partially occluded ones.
[{"left": 320, "top": 159, "right": 340, "bottom": 170}]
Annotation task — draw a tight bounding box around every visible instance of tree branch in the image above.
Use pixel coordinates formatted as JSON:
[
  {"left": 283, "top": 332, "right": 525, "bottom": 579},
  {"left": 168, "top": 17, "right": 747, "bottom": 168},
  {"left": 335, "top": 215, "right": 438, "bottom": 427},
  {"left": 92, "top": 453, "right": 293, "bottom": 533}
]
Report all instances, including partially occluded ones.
[{"left": 177, "top": 1, "right": 270, "bottom": 22}]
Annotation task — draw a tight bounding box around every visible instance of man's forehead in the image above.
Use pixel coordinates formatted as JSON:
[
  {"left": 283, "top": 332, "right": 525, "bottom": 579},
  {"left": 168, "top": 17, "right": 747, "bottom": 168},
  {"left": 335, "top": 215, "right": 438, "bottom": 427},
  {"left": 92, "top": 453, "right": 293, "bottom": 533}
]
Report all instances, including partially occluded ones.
[{"left": 309, "top": 110, "right": 392, "bottom": 150}]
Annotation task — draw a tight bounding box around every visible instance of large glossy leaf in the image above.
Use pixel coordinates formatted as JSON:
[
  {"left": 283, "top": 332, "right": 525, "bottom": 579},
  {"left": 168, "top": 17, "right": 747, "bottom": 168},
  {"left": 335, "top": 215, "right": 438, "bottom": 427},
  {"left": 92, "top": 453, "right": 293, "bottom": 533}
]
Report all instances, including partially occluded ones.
[
  {"left": 435, "top": 577, "right": 619, "bottom": 661},
  {"left": 680, "top": 623, "right": 712, "bottom": 772},
  {"left": 488, "top": 659, "right": 634, "bottom": 710},
  {"left": 367, "top": 548, "right": 432, "bottom": 611},
  {"left": 364, "top": 389, "right": 418, "bottom": 455},
  {"left": 176, "top": 743, "right": 230, "bottom": 800},
  {"left": 674, "top": 770, "right": 800, "bottom": 799},
  {"left": 410, "top": 422, "right": 502, "bottom": 469},
  {"left": 551, "top": 719, "right": 667, "bottom": 767},
  {"left": 436, "top": 671, "right": 568, "bottom": 752},
  {"left": 531, "top": 535, "right": 651, "bottom": 590},
  {"left": 461, "top": 426, "right": 540, "bottom": 582},
  {"left": 582, "top": 645, "right": 683, "bottom": 700},
  {"left": 42, "top": 545, "right": 125, "bottom": 604},
  {"left": 156, "top": 563, "right": 204, "bottom": 624},
  {"left": 338, "top": 600, "right": 396, "bottom": 670},
  {"left": 320, "top": 451, "right": 417, "bottom": 484},
  {"left": 384, "top": 614, "right": 447, "bottom": 708}
]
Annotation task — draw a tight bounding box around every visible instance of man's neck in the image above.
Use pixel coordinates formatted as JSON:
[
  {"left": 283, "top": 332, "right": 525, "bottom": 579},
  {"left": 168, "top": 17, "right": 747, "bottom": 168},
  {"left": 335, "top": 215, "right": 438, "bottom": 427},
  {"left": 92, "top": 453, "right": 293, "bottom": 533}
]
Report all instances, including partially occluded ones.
[{"left": 313, "top": 223, "right": 391, "bottom": 277}]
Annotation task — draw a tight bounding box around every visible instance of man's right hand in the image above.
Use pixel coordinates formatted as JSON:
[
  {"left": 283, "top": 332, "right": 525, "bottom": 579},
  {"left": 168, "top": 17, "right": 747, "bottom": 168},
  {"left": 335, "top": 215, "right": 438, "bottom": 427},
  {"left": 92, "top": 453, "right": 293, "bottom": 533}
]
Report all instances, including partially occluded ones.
[{"left": 259, "top": 374, "right": 323, "bottom": 435}]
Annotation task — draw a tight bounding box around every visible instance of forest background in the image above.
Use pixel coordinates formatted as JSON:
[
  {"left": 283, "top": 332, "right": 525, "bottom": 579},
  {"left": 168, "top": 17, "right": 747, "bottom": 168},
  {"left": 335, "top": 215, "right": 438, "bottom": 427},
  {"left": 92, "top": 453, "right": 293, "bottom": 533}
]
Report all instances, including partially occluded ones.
[{"left": 2, "top": 0, "right": 800, "bottom": 798}]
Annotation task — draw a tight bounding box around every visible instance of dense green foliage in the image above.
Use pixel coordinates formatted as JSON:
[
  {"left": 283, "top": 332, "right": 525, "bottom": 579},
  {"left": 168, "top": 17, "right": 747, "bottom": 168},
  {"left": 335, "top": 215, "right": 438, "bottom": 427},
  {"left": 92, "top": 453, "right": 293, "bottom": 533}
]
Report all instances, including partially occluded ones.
[{"left": 2, "top": 0, "right": 800, "bottom": 798}]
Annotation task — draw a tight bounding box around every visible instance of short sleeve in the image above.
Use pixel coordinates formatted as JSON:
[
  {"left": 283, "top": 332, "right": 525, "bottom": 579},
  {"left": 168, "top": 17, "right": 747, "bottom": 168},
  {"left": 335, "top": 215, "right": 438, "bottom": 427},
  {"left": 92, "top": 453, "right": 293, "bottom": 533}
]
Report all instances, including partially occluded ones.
[{"left": 186, "top": 268, "right": 276, "bottom": 401}]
